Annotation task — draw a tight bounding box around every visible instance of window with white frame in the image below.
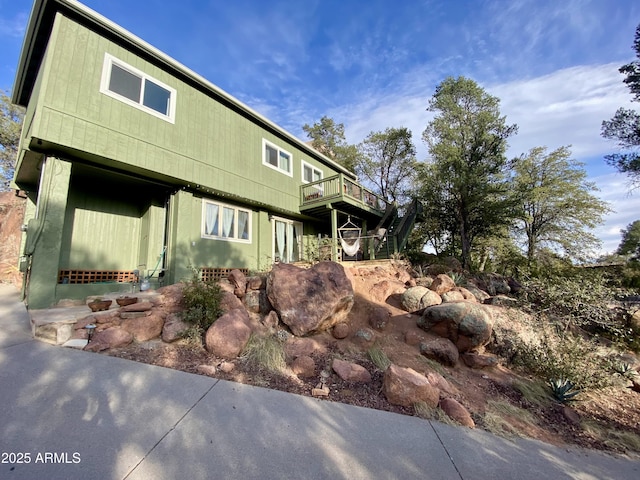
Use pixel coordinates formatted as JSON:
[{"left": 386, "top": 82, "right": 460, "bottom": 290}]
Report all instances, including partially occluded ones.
[
  {"left": 202, "top": 200, "right": 251, "bottom": 243},
  {"left": 100, "top": 53, "right": 177, "bottom": 123},
  {"left": 262, "top": 139, "right": 293, "bottom": 176},
  {"left": 302, "top": 161, "right": 323, "bottom": 190}
]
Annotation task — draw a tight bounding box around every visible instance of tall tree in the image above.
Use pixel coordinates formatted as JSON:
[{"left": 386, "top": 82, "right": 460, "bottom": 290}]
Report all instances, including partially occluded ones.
[
  {"left": 302, "top": 116, "right": 359, "bottom": 171},
  {"left": 0, "top": 90, "right": 24, "bottom": 191},
  {"left": 511, "top": 146, "right": 611, "bottom": 264},
  {"left": 421, "top": 76, "right": 518, "bottom": 269},
  {"left": 356, "top": 127, "right": 417, "bottom": 204},
  {"left": 617, "top": 220, "right": 640, "bottom": 259},
  {"left": 601, "top": 23, "right": 640, "bottom": 188}
]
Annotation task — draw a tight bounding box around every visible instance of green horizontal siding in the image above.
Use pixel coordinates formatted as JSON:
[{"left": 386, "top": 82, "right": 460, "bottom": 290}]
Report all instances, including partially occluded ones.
[{"left": 32, "top": 13, "right": 337, "bottom": 216}]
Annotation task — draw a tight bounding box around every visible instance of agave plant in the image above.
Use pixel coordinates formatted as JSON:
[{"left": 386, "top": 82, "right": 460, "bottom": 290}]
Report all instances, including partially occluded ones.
[{"left": 549, "top": 378, "right": 582, "bottom": 403}]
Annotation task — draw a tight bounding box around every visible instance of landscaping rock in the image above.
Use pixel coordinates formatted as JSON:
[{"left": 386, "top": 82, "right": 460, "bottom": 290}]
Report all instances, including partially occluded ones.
[
  {"left": 247, "top": 275, "right": 266, "bottom": 290},
  {"left": 420, "top": 338, "right": 459, "bottom": 366},
  {"left": 429, "top": 274, "right": 456, "bottom": 295},
  {"left": 456, "top": 287, "right": 478, "bottom": 302},
  {"left": 262, "top": 310, "right": 279, "bottom": 330},
  {"left": 464, "top": 285, "right": 490, "bottom": 303},
  {"left": 291, "top": 355, "right": 316, "bottom": 378},
  {"left": 205, "top": 309, "right": 251, "bottom": 359},
  {"left": 84, "top": 327, "right": 133, "bottom": 352},
  {"left": 439, "top": 398, "right": 475, "bottom": 428},
  {"left": 162, "top": 313, "right": 190, "bottom": 343},
  {"left": 121, "top": 301, "right": 154, "bottom": 312},
  {"left": 266, "top": 261, "right": 354, "bottom": 336},
  {"left": 121, "top": 313, "right": 165, "bottom": 342},
  {"left": 332, "top": 359, "right": 372, "bottom": 383},
  {"left": 284, "top": 337, "right": 327, "bottom": 359},
  {"left": 401, "top": 286, "right": 442, "bottom": 313},
  {"left": 354, "top": 328, "right": 375, "bottom": 343},
  {"left": 220, "top": 290, "right": 244, "bottom": 313},
  {"left": 197, "top": 364, "right": 217, "bottom": 376},
  {"left": 383, "top": 364, "right": 440, "bottom": 408},
  {"left": 461, "top": 352, "right": 499, "bottom": 369},
  {"left": 369, "top": 306, "right": 391, "bottom": 330},
  {"left": 418, "top": 302, "right": 494, "bottom": 353},
  {"left": 441, "top": 290, "right": 465, "bottom": 303},
  {"left": 425, "top": 371, "right": 459, "bottom": 397},
  {"left": 228, "top": 269, "right": 247, "bottom": 298},
  {"left": 333, "top": 322, "right": 350, "bottom": 339},
  {"left": 243, "top": 290, "right": 270, "bottom": 314}
]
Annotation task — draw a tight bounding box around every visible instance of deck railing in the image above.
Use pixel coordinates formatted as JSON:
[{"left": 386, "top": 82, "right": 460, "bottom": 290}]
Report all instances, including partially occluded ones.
[{"left": 300, "top": 174, "right": 386, "bottom": 213}]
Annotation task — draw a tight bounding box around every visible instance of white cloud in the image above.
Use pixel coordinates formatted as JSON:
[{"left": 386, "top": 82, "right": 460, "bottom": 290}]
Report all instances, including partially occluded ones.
[
  {"left": 490, "top": 63, "right": 634, "bottom": 160},
  {"left": 304, "top": 62, "right": 638, "bottom": 255}
]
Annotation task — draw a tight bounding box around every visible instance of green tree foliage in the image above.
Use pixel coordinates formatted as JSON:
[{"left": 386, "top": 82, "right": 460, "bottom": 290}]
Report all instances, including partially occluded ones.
[
  {"left": 355, "top": 126, "right": 417, "bottom": 204},
  {"left": 601, "top": 23, "right": 640, "bottom": 188},
  {"left": 617, "top": 220, "right": 640, "bottom": 259},
  {"left": 302, "top": 116, "right": 359, "bottom": 171},
  {"left": 0, "top": 90, "right": 25, "bottom": 191},
  {"left": 420, "top": 76, "right": 518, "bottom": 269},
  {"left": 511, "top": 146, "right": 611, "bottom": 265}
]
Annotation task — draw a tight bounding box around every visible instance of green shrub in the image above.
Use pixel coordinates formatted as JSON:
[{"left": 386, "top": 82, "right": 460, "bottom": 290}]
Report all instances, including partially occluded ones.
[
  {"left": 519, "top": 272, "right": 639, "bottom": 351},
  {"left": 181, "top": 272, "right": 223, "bottom": 335},
  {"left": 548, "top": 378, "right": 582, "bottom": 403},
  {"left": 511, "top": 333, "right": 611, "bottom": 391}
]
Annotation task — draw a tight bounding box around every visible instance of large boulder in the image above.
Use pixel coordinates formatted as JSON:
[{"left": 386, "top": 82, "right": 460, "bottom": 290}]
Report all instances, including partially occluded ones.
[
  {"left": 266, "top": 262, "right": 354, "bottom": 336},
  {"left": 400, "top": 286, "right": 442, "bottom": 313},
  {"left": 418, "top": 302, "right": 494, "bottom": 353},
  {"left": 383, "top": 364, "right": 440, "bottom": 408},
  {"left": 121, "top": 313, "right": 165, "bottom": 342},
  {"left": 205, "top": 309, "right": 251, "bottom": 359}
]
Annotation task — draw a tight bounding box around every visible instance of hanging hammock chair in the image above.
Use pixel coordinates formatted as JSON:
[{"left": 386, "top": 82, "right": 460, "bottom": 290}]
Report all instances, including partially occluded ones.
[{"left": 338, "top": 216, "right": 361, "bottom": 257}]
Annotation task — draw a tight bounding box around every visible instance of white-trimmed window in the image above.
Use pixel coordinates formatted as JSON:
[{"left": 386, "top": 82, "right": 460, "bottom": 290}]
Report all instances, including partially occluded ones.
[
  {"left": 302, "top": 161, "right": 323, "bottom": 190},
  {"left": 262, "top": 139, "right": 293, "bottom": 176},
  {"left": 100, "top": 53, "right": 177, "bottom": 123},
  {"left": 202, "top": 200, "right": 251, "bottom": 243}
]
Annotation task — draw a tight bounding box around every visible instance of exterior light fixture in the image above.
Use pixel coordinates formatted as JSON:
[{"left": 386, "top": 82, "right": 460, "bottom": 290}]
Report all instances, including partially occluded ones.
[{"left": 85, "top": 324, "right": 96, "bottom": 342}]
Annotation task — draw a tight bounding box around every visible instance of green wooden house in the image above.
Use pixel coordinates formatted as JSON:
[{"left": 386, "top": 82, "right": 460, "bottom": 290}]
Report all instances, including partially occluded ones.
[{"left": 11, "top": 0, "right": 420, "bottom": 309}]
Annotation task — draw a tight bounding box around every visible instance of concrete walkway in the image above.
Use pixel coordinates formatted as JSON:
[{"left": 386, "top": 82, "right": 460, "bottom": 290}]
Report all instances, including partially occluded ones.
[{"left": 1, "top": 283, "right": 639, "bottom": 479}]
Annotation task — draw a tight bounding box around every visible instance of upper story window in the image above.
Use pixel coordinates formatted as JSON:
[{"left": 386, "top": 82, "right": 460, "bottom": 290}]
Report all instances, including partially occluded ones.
[
  {"left": 302, "top": 161, "right": 323, "bottom": 184},
  {"left": 262, "top": 139, "right": 293, "bottom": 176},
  {"left": 202, "top": 199, "right": 251, "bottom": 243},
  {"left": 100, "top": 53, "right": 177, "bottom": 123}
]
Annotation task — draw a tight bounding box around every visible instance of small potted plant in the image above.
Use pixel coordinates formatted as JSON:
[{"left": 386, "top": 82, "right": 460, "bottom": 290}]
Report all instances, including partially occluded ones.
[
  {"left": 116, "top": 296, "right": 138, "bottom": 307},
  {"left": 88, "top": 298, "right": 112, "bottom": 312}
]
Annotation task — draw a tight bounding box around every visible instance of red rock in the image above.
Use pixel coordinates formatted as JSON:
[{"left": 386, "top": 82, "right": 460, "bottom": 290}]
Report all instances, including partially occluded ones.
[
  {"left": 162, "top": 313, "right": 190, "bottom": 343},
  {"left": 461, "top": 352, "right": 499, "bottom": 369},
  {"left": 332, "top": 322, "right": 350, "bottom": 339},
  {"left": 420, "top": 338, "right": 459, "bottom": 366},
  {"left": 267, "top": 262, "right": 354, "bottom": 336},
  {"left": 121, "top": 301, "right": 153, "bottom": 312},
  {"left": 121, "top": 313, "right": 164, "bottom": 342},
  {"left": 197, "top": 364, "right": 217, "bottom": 376},
  {"left": 439, "top": 398, "right": 475, "bottom": 428},
  {"left": 383, "top": 364, "right": 439, "bottom": 408},
  {"left": 291, "top": 356, "right": 316, "bottom": 378},
  {"left": 332, "top": 359, "right": 372, "bottom": 383},
  {"left": 84, "top": 327, "right": 133, "bottom": 352},
  {"left": 284, "top": 337, "right": 327, "bottom": 359},
  {"left": 205, "top": 309, "right": 251, "bottom": 359},
  {"left": 429, "top": 274, "right": 456, "bottom": 295},
  {"left": 228, "top": 269, "right": 247, "bottom": 298}
]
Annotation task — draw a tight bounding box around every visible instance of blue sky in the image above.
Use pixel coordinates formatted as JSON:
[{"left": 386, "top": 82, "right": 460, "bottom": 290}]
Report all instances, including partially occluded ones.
[{"left": 1, "top": 0, "right": 640, "bottom": 255}]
